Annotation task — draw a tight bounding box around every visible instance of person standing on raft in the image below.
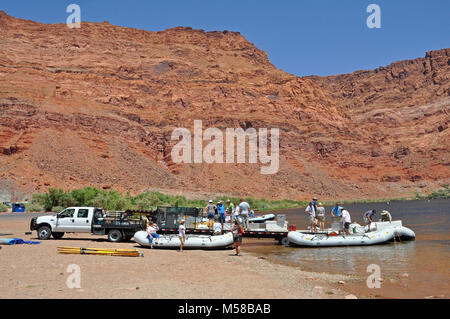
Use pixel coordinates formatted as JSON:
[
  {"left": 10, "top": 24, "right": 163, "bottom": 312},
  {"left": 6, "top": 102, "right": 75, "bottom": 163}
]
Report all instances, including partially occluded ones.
[
  {"left": 205, "top": 200, "right": 216, "bottom": 229},
  {"left": 305, "top": 198, "right": 318, "bottom": 232},
  {"left": 363, "top": 209, "right": 376, "bottom": 232},
  {"left": 341, "top": 208, "right": 352, "bottom": 235}
]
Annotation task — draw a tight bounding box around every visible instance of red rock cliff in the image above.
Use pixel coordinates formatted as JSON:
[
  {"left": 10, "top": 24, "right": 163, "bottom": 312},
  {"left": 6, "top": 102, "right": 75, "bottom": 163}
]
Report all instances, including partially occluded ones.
[{"left": 0, "top": 11, "right": 448, "bottom": 200}]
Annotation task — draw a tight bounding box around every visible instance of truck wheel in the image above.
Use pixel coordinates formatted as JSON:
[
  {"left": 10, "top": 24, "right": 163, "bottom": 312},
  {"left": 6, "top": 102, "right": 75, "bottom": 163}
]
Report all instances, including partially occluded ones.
[
  {"left": 280, "top": 237, "right": 290, "bottom": 246},
  {"left": 37, "top": 226, "right": 52, "bottom": 240},
  {"left": 52, "top": 232, "right": 64, "bottom": 239},
  {"left": 108, "top": 229, "right": 123, "bottom": 242}
]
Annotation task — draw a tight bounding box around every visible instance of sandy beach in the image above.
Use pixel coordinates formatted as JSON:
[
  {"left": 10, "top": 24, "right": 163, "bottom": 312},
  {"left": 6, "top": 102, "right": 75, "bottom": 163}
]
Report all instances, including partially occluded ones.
[{"left": 0, "top": 214, "right": 358, "bottom": 299}]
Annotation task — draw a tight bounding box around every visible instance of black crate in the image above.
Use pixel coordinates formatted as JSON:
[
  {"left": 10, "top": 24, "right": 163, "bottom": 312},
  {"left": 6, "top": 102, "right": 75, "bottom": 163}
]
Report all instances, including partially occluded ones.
[{"left": 156, "top": 206, "right": 203, "bottom": 229}]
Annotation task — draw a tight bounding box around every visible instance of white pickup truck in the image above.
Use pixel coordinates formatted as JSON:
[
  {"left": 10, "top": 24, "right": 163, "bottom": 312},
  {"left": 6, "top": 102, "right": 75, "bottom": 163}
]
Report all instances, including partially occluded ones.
[{"left": 30, "top": 207, "right": 147, "bottom": 242}]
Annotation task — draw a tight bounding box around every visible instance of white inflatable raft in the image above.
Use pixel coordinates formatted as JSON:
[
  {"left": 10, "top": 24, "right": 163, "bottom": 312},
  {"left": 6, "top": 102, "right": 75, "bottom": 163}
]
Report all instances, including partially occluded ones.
[
  {"left": 287, "top": 228, "right": 397, "bottom": 247},
  {"left": 133, "top": 231, "right": 234, "bottom": 249},
  {"left": 249, "top": 214, "right": 276, "bottom": 223}
]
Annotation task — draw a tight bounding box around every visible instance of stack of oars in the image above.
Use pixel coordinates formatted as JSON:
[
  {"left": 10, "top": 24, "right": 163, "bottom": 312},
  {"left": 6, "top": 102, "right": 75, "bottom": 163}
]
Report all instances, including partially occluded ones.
[{"left": 57, "top": 246, "right": 143, "bottom": 257}]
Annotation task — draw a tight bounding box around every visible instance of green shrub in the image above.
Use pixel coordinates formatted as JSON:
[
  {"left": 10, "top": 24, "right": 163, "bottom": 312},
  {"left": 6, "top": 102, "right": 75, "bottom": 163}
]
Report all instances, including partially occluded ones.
[
  {"left": 415, "top": 185, "right": 450, "bottom": 200},
  {"left": 0, "top": 203, "right": 8, "bottom": 212},
  {"left": 31, "top": 187, "right": 313, "bottom": 212},
  {"left": 26, "top": 203, "right": 44, "bottom": 212},
  {"left": 71, "top": 187, "right": 100, "bottom": 206},
  {"left": 51, "top": 206, "right": 65, "bottom": 213}
]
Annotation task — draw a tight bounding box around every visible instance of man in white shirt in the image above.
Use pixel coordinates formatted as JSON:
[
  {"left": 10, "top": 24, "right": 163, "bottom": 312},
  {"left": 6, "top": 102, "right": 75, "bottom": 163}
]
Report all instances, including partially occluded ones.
[
  {"left": 213, "top": 217, "right": 222, "bottom": 235},
  {"left": 340, "top": 208, "right": 351, "bottom": 235},
  {"left": 178, "top": 220, "right": 186, "bottom": 252},
  {"left": 238, "top": 198, "right": 250, "bottom": 230},
  {"left": 305, "top": 202, "right": 317, "bottom": 232}
]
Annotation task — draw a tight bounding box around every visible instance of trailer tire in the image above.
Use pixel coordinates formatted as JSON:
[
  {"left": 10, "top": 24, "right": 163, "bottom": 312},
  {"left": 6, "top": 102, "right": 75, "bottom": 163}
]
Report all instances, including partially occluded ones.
[
  {"left": 37, "top": 226, "right": 52, "bottom": 240},
  {"left": 52, "top": 232, "right": 64, "bottom": 239},
  {"left": 280, "top": 236, "right": 290, "bottom": 246},
  {"left": 108, "top": 229, "right": 123, "bottom": 242}
]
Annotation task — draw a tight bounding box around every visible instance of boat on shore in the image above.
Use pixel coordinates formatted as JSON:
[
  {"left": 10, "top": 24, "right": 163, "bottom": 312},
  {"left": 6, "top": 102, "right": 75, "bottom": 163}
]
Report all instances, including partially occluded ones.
[
  {"left": 288, "top": 220, "right": 415, "bottom": 247},
  {"left": 133, "top": 231, "right": 234, "bottom": 249},
  {"left": 249, "top": 213, "right": 276, "bottom": 223}
]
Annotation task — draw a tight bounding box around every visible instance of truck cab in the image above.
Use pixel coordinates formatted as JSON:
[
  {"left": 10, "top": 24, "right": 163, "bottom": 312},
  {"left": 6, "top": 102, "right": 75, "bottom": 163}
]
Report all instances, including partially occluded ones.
[{"left": 30, "top": 207, "right": 102, "bottom": 240}]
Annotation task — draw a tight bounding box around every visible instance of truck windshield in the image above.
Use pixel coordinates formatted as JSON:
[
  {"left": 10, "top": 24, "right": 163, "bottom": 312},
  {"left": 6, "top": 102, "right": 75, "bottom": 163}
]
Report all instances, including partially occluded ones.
[{"left": 59, "top": 209, "right": 75, "bottom": 218}]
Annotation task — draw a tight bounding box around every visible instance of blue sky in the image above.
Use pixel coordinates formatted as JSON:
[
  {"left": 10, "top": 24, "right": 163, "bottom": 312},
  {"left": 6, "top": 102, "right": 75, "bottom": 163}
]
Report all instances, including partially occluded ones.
[{"left": 1, "top": 0, "right": 449, "bottom": 76}]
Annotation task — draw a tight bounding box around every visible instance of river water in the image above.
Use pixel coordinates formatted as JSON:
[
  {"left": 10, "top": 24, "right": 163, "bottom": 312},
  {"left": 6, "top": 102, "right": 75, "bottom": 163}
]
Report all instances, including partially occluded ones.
[{"left": 242, "top": 199, "right": 449, "bottom": 298}]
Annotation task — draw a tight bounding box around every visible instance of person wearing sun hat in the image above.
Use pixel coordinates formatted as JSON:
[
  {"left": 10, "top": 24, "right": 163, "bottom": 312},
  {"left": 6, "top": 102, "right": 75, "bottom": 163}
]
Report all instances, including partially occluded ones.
[
  {"left": 380, "top": 210, "right": 392, "bottom": 222},
  {"left": 205, "top": 200, "right": 216, "bottom": 228}
]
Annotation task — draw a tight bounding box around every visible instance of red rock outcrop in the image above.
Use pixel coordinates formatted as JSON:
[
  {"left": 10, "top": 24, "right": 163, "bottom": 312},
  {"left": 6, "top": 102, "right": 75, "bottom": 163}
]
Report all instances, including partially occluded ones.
[{"left": 0, "top": 11, "right": 448, "bottom": 200}]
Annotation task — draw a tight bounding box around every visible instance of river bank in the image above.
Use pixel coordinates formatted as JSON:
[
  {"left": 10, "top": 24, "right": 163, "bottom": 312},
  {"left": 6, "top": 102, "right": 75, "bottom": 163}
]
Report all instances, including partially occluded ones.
[
  {"left": 5, "top": 184, "right": 448, "bottom": 214},
  {"left": 0, "top": 217, "right": 358, "bottom": 299},
  {"left": 247, "top": 199, "right": 450, "bottom": 299}
]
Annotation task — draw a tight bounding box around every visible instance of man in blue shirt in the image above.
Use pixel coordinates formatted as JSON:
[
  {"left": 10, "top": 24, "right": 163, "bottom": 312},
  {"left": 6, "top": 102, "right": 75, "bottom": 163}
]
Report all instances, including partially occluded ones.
[
  {"left": 331, "top": 203, "right": 343, "bottom": 217},
  {"left": 217, "top": 201, "right": 225, "bottom": 224}
]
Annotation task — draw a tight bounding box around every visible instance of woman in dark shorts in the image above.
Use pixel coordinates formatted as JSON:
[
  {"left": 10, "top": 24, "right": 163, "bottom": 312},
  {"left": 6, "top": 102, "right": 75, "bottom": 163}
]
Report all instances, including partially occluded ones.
[{"left": 231, "top": 219, "right": 244, "bottom": 256}]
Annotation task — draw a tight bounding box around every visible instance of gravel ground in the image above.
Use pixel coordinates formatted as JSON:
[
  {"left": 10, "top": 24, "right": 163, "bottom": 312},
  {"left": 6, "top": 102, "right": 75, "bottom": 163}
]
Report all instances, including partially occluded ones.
[{"left": 0, "top": 217, "right": 357, "bottom": 299}]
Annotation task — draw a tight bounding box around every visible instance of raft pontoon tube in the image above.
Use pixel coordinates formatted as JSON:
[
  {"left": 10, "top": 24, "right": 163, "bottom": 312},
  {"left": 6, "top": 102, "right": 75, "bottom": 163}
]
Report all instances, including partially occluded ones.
[
  {"left": 287, "top": 227, "right": 398, "bottom": 247},
  {"left": 133, "top": 231, "right": 234, "bottom": 249}
]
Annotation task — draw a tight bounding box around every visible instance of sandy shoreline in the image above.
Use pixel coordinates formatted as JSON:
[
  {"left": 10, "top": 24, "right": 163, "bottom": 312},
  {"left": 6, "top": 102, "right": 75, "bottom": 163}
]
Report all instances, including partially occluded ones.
[{"left": 0, "top": 217, "right": 360, "bottom": 299}]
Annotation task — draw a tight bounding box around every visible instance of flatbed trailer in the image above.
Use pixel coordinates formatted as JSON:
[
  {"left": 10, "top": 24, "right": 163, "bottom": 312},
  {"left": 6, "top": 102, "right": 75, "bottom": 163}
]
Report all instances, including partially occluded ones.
[{"left": 158, "top": 226, "right": 289, "bottom": 244}]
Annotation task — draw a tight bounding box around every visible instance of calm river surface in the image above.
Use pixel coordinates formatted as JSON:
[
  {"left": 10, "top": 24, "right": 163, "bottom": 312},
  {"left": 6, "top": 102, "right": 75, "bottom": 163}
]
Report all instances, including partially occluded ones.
[{"left": 242, "top": 199, "right": 449, "bottom": 298}]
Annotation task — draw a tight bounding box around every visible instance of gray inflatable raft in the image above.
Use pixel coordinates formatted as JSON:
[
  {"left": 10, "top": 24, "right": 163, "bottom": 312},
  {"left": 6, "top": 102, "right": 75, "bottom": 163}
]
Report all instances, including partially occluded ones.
[
  {"left": 133, "top": 231, "right": 234, "bottom": 249},
  {"left": 287, "top": 228, "right": 397, "bottom": 247}
]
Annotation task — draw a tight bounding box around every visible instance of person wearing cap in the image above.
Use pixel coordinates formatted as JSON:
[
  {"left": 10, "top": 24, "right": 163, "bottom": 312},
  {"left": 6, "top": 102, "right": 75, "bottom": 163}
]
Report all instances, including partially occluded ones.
[
  {"left": 305, "top": 200, "right": 317, "bottom": 232},
  {"left": 316, "top": 202, "right": 326, "bottom": 231},
  {"left": 217, "top": 200, "right": 225, "bottom": 224},
  {"left": 178, "top": 219, "right": 186, "bottom": 252},
  {"left": 205, "top": 200, "right": 216, "bottom": 228},
  {"left": 363, "top": 209, "right": 376, "bottom": 231},
  {"left": 380, "top": 210, "right": 392, "bottom": 222}
]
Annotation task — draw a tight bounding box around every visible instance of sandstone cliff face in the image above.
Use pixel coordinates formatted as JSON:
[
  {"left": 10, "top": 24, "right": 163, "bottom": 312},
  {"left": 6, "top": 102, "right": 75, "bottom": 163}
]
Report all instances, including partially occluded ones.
[
  {"left": 0, "top": 11, "right": 448, "bottom": 200},
  {"left": 309, "top": 48, "right": 449, "bottom": 194}
]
